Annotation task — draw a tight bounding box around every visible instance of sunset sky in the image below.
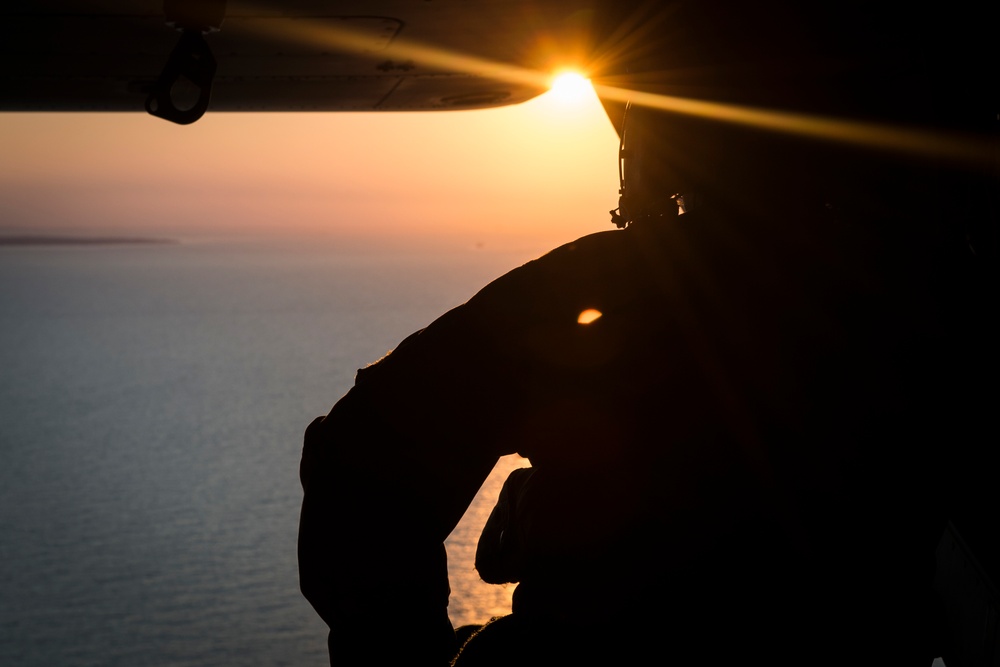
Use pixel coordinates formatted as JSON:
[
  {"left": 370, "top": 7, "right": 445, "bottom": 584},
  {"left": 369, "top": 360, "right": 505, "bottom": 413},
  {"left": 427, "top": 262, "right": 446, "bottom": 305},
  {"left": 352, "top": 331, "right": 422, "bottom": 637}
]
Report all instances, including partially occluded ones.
[{"left": 0, "top": 79, "right": 620, "bottom": 253}]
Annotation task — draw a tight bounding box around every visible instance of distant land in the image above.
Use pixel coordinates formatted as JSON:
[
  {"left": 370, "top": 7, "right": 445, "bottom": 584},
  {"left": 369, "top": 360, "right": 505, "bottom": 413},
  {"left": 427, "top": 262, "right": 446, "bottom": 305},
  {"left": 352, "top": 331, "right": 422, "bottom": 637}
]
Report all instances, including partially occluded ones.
[{"left": 0, "top": 235, "right": 177, "bottom": 246}]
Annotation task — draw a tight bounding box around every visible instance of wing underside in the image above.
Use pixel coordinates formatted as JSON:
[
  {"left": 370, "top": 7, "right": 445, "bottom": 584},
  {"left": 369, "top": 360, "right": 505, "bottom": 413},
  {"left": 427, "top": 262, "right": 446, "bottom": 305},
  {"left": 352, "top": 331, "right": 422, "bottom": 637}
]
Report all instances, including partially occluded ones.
[{"left": 1, "top": 0, "right": 597, "bottom": 116}]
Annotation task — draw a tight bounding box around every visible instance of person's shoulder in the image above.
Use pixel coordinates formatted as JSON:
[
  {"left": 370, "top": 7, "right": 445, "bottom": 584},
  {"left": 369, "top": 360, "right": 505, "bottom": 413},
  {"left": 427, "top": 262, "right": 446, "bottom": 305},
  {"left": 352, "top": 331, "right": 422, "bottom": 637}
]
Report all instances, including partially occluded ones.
[
  {"left": 535, "top": 227, "right": 652, "bottom": 263},
  {"left": 472, "top": 227, "right": 653, "bottom": 294}
]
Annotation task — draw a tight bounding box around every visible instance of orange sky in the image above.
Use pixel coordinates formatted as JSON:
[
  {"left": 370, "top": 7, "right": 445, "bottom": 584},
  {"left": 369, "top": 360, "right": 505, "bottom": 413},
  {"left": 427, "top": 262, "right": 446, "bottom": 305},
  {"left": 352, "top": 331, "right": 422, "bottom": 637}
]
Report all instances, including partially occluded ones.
[{"left": 0, "top": 83, "right": 620, "bottom": 253}]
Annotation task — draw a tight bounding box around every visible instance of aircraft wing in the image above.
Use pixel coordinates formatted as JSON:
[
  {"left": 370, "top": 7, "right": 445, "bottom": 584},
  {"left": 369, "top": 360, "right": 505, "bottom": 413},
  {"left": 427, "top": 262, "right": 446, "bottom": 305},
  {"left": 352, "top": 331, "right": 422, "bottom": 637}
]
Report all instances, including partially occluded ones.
[{"left": 0, "top": 0, "right": 598, "bottom": 123}]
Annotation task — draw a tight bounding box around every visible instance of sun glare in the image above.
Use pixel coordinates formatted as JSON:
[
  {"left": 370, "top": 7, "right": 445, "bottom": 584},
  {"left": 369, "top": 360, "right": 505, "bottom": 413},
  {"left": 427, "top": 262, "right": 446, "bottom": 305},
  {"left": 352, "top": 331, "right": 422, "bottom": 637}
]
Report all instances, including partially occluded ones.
[{"left": 549, "top": 71, "right": 592, "bottom": 105}]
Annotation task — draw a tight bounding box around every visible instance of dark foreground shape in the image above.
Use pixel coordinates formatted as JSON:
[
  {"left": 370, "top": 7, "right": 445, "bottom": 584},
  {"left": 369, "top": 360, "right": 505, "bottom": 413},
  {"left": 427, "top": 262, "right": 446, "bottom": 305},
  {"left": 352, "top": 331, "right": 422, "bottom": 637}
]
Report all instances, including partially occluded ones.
[{"left": 301, "top": 205, "right": 988, "bottom": 665}]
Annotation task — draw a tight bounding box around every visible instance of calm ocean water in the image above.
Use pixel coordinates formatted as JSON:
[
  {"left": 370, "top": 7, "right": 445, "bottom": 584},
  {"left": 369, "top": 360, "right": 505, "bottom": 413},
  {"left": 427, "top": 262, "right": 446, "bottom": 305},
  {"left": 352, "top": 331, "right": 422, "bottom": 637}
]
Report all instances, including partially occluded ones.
[{"left": 0, "top": 239, "right": 533, "bottom": 667}]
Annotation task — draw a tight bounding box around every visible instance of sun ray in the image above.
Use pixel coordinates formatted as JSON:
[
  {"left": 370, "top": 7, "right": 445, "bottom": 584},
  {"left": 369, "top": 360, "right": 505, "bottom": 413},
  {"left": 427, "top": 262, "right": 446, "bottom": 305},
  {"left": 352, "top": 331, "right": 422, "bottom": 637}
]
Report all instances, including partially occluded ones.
[
  {"left": 592, "top": 84, "right": 993, "bottom": 164},
  {"left": 240, "top": 12, "right": 994, "bottom": 166},
  {"left": 549, "top": 71, "right": 592, "bottom": 105}
]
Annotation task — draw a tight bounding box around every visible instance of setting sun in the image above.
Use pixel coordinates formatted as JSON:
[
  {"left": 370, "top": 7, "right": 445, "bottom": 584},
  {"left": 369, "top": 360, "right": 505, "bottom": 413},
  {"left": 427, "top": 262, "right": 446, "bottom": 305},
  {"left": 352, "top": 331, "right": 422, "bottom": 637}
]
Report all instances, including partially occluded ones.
[{"left": 549, "top": 71, "right": 592, "bottom": 105}]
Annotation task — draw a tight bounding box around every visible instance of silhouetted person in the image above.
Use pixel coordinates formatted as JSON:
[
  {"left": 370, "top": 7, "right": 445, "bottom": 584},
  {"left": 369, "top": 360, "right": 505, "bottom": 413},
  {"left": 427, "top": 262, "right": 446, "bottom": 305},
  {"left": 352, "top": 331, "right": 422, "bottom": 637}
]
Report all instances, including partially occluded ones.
[{"left": 299, "top": 1, "right": 994, "bottom": 665}]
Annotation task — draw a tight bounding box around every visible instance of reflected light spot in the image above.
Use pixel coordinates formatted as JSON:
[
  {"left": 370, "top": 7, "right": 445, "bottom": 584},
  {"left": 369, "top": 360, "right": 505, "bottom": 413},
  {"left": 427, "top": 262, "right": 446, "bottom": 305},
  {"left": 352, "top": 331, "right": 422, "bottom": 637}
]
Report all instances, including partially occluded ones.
[
  {"left": 549, "top": 71, "right": 592, "bottom": 105},
  {"left": 577, "top": 308, "right": 602, "bottom": 324}
]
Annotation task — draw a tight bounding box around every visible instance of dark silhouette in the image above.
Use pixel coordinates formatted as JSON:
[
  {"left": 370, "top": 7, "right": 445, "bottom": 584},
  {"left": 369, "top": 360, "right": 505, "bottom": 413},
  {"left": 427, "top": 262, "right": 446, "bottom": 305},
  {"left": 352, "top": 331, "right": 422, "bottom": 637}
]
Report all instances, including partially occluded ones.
[
  {"left": 299, "top": 2, "right": 995, "bottom": 665},
  {"left": 475, "top": 467, "right": 534, "bottom": 587}
]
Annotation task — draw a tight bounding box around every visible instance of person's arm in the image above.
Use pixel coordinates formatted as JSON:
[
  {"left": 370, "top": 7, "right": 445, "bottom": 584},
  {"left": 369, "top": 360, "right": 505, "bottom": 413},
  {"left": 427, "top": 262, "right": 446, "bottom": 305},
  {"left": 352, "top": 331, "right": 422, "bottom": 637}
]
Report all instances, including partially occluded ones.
[{"left": 298, "top": 318, "right": 510, "bottom": 665}]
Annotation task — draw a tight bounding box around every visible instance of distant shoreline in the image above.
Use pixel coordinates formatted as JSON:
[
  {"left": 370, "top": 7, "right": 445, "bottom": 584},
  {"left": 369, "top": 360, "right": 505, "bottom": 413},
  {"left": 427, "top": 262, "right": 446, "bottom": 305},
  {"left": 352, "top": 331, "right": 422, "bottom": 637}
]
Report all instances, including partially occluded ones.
[{"left": 0, "top": 236, "right": 178, "bottom": 246}]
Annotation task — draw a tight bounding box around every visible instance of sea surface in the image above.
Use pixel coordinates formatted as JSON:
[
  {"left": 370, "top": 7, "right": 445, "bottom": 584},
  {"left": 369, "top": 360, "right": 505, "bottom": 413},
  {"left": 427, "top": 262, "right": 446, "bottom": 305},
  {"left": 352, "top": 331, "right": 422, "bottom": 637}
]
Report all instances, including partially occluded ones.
[{"left": 0, "top": 239, "right": 535, "bottom": 667}]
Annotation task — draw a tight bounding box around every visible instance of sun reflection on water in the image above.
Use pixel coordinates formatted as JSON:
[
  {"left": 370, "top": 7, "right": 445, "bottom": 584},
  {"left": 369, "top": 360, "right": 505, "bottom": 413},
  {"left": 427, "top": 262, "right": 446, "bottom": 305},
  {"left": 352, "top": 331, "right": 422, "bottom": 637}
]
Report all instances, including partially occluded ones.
[{"left": 445, "top": 454, "right": 529, "bottom": 628}]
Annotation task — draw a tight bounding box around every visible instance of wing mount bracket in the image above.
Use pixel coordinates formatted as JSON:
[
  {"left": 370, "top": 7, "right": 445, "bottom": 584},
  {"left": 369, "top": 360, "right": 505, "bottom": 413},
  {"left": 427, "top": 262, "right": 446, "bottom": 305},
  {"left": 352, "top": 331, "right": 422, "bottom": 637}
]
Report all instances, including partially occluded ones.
[{"left": 145, "top": 0, "right": 226, "bottom": 125}]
